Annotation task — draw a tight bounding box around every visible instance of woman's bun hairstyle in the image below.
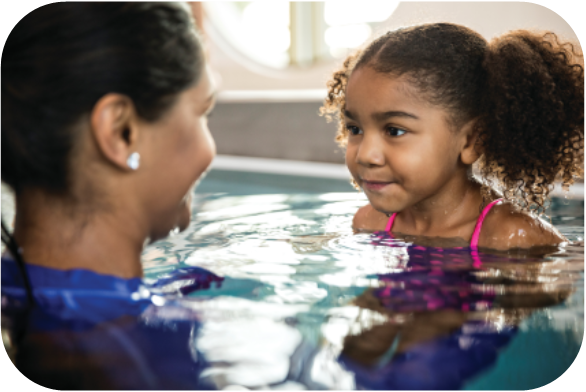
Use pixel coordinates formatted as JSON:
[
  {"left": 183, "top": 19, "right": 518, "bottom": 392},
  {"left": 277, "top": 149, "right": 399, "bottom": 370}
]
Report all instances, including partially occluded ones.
[
  {"left": 2, "top": 3, "right": 205, "bottom": 194},
  {"left": 321, "top": 23, "right": 584, "bottom": 212}
]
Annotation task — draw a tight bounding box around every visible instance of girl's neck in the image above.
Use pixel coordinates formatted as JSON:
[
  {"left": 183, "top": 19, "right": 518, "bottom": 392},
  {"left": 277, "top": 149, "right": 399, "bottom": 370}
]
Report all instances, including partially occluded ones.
[
  {"left": 12, "top": 190, "right": 145, "bottom": 279},
  {"left": 396, "top": 176, "right": 484, "bottom": 238}
]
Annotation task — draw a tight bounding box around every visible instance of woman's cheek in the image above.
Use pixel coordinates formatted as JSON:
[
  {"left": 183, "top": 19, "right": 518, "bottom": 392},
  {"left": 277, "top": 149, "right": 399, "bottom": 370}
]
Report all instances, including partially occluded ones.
[
  {"left": 199, "top": 127, "right": 216, "bottom": 170},
  {"left": 177, "top": 192, "right": 193, "bottom": 232},
  {"left": 177, "top": 127, "right": 216, "bottom": 231}
]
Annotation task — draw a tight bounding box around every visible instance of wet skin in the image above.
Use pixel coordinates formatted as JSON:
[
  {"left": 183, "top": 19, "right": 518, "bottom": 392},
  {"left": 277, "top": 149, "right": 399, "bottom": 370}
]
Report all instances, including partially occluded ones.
[{"left": 344, "top": 66, "right": 564, "bottom": 250}]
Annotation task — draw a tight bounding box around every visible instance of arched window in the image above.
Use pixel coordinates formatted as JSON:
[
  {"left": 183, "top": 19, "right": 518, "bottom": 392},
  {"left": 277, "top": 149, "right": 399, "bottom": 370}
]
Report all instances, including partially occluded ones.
[
  {"left": 323, "top": 0, "right": 400, "bottom": 59},
  {"left": 203, "top": 1, "right": 399, "bottom": 70}
]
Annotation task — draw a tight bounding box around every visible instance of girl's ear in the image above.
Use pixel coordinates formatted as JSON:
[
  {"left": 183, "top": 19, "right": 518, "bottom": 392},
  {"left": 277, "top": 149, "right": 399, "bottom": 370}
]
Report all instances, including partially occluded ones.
[
  {"left": 459, "top": 119, "right": 481, "bottom": 165},
  {"left": 90, "top": 94, "right": 140, "bottom": 170}
]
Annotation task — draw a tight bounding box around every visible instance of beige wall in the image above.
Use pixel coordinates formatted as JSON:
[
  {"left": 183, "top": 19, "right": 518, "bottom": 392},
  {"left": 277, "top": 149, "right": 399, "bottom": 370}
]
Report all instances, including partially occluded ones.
[
  {"left": 206, "top": 2, "right": 581, "bottom": 91},
  {"left": 204, "top": 2, "right": 582, "bottom": 163}
]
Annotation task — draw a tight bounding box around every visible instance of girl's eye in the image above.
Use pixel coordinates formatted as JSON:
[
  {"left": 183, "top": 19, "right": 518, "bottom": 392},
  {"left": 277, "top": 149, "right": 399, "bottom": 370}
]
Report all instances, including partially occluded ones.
[
  {"left": 387, "top": 127, "right": 407, "bottom": 137},
  {"left": 346, "top": 125, "right": 362, "bottom": 136}
]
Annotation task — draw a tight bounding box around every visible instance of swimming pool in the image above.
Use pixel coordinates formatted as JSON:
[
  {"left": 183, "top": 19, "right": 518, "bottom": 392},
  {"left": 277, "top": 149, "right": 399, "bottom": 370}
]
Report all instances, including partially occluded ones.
[
  {"left": 138, "top": 174, "right": 584, "bottom": 390},
  {"left": 2, "top": 168, "right": 583, "bottom": 389}
]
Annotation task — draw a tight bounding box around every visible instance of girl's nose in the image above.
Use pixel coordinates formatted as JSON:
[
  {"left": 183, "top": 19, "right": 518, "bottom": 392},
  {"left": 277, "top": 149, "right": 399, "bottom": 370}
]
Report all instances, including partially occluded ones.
[{"left": 356, "top": 133, "right": 385, "bottom": 167}]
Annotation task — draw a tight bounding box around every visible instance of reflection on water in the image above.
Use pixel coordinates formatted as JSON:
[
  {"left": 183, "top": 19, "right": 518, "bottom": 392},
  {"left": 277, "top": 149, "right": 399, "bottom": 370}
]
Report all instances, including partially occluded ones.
[
  {"left": 144, "top": 193, "right": 584, "bottom": 390},
  {"left": 3, "top": 193, "right": 584, "bottom": 389}
]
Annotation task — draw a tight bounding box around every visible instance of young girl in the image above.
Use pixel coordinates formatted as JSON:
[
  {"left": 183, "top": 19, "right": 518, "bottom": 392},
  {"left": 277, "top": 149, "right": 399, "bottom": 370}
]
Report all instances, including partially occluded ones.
[{"left": 321, "top": 23, "right": 584, "bottom": 250}]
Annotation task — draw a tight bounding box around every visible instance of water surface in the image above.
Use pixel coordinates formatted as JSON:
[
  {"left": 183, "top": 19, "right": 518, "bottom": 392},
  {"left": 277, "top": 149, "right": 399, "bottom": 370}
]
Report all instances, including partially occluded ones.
[
  {"left": 2, "top": 172, "right": 583, "bottom": 389},
  {"left": 141, "top": 192, "right": 584, "bottom": 390}
]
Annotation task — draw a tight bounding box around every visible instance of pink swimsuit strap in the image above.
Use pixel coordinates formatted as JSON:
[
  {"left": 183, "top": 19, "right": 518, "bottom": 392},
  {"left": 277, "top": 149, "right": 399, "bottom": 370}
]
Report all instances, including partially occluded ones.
[
  {"left": 385, "top": 198, "right": 503, "bottom": 247},
  {"left": 385, "top": 212, "right": 397, "bottom": 233},
  {"left": 469, "top": 198, "right": 503, "bottom": 248}
]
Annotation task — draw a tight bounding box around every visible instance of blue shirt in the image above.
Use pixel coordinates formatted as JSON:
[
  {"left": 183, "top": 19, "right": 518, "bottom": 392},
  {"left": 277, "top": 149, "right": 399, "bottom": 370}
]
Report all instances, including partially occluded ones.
[{"left": 1, "top": 257, "right": 223, "bottom": 389}]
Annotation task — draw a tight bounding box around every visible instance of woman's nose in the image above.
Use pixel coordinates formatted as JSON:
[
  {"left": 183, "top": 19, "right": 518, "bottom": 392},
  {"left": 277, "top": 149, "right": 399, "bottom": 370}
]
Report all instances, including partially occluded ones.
[{"left": 356, "top": 133, "right": 385, "bottom": 167}]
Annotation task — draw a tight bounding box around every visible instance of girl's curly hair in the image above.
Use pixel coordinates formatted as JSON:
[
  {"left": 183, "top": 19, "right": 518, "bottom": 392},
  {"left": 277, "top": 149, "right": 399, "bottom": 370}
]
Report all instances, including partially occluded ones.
[{"left": 320, "top": 23, "right": 584, "bottom": 214}]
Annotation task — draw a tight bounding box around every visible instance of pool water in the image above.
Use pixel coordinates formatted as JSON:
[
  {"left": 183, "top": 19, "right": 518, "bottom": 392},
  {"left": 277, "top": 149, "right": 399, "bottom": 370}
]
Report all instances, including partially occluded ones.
[
  {"left": 2, "top": 175, "right": 583, "bottom": 389},
  {"left": 197, "top": 169, "right": 356, "bottom": 195},
  {"left": 139, "top": 191, "right": 584, "bottom": 390}
]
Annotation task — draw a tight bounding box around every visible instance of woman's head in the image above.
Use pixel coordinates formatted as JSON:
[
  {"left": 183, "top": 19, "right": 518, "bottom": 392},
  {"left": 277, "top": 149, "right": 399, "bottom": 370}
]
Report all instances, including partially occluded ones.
[
  {"left": 2, "top": 2, "right": 215, "bottom": 239},
  {"left": 322, "top": 23, "right": 583, "bottom": 213}
]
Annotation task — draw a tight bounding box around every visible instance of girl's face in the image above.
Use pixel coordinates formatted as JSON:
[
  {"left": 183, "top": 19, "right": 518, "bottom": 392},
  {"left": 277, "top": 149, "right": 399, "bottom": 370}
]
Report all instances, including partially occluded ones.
[
  {"left": 136, "top": 66, "right": 216, "bottom": 241},
  {"left": 344, "top": 66, "right": 466, "bottom": 215}
]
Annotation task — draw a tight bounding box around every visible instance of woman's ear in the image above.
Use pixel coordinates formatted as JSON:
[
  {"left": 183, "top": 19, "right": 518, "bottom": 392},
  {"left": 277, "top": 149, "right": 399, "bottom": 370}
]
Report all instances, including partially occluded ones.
[
  {"left": 459, "top": 119, "right": 481, "bottom": 165},
  {"left": 90, "top": 93, "right": 140, "bottom": 170}
]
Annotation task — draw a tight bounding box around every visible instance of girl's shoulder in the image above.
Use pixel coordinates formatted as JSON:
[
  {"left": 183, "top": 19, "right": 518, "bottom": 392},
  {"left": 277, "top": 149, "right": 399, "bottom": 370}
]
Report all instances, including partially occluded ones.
[
  {"left": 478, "top": 202, "right": 566, "bottom": 250},
  {"left": 353, "top": 203, "right": 388, "bottom": 232}
]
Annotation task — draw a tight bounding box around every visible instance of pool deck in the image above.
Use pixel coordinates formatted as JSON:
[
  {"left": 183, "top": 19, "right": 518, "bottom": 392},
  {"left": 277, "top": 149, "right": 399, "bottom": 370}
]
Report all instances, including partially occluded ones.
[{"left": 210, "top": 155, "right": 585, "bottom": 198}]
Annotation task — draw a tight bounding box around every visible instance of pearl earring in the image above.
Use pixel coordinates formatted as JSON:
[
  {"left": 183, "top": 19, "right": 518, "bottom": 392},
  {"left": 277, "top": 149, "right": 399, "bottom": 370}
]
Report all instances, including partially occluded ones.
[{"left": 127, "top": 152, "right": 140, "bottom": 170}]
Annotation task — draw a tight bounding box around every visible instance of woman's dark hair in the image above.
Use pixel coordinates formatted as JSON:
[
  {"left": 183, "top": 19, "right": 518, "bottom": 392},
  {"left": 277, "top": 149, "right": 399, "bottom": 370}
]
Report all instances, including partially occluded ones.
[
  {"left": 1, "top": 2, "right": 204, "bottom": 346},
  {"left": 321, "top": 23, "right": 584, "bottom": 213},
  {"left": 2, "top": 2, "right": 205, "bottom": 194}
]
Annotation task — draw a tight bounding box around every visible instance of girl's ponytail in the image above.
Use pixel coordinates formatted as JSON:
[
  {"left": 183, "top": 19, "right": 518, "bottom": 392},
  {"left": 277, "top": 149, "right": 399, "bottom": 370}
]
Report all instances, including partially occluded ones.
[{"left": 478, "top": 31, "right": 584, "bottom": 212}]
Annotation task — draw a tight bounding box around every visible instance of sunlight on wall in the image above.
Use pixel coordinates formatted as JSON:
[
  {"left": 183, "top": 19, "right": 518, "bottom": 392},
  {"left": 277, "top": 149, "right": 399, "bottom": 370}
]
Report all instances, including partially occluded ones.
[
  {"left": 204, "top": 1, "right": 291, "bottom": 69},
  {"left": 204, "top": 1, "right": 399, "bottom": 68},
  {"left": 325, "top": 24, "right": 372, "bottom": 57},
  {"left": 241, "top": 2, "right": 290, "bottom": 63},
  {"left": 324, "top": 0, "right": 399, "bottom": 57},
  {"left": 205, "top": 2, "right": 580, "bottom": 90}
]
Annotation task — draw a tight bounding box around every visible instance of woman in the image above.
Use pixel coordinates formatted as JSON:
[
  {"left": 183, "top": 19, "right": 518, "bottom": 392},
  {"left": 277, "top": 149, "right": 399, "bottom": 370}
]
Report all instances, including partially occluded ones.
[
  {"left": 2, "top": 3, "right": 221, "bottom": 388},
  {"left": 2, "top": 1, "right": 216, "bottom": 276}
]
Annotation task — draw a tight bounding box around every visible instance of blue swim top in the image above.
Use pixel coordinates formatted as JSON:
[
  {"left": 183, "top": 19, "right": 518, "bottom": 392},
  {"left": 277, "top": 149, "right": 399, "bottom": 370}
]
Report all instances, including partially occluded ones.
[{"left": 1, "top": 256, "right": 223, "bottom": 389}]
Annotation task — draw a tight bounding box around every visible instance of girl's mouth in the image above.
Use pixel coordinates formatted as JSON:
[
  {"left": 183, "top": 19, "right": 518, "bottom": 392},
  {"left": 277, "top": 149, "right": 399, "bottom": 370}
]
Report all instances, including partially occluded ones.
[{"left": 362, "top": 180, "right": 393, "bottom": 191}]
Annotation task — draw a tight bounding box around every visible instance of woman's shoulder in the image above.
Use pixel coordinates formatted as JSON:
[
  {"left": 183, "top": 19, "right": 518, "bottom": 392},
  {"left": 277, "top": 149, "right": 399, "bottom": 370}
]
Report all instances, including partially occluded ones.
[
  {"left": 353, "top": 203, "right": 389, "bottom": 232},
  {"left": 478, "top": 201, "right": 566, "bottom": 250}
]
